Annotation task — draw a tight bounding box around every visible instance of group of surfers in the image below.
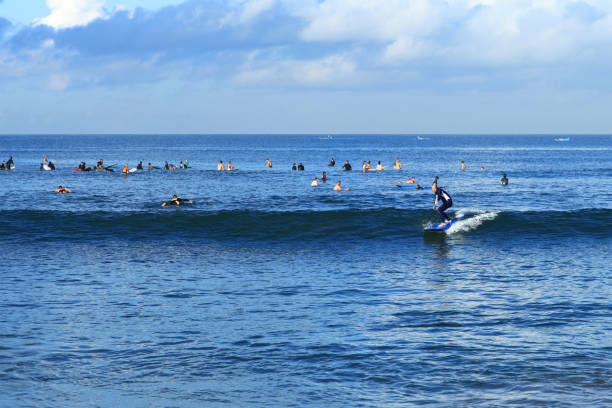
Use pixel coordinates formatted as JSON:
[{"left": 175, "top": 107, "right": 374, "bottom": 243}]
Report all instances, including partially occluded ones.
[
  {"left": 68, "top": 159, "right": 191, "bottom": 173},
  {"left": 0, "top": 156, "right": 14, "bottom": 170},
  {"left": 48, "top": 156, "right": 509, "bottom": 227}
]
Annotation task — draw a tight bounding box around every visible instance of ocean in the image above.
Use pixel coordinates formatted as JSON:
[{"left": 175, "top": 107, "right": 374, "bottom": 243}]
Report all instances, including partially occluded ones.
[{"left": 1, "top": 134, "right": 610, "bottom": 407}]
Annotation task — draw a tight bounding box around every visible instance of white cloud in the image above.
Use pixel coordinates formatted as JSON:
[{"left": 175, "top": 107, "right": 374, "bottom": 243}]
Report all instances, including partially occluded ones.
[
  {"left": 47, "top": 73, "right": 70, "bottom": 91},
  {"left": 235, "top": 54, "right": 357, "bottom": 86},
  {"left": 35, "top": 0, "right": 107, "bottom": 29}
]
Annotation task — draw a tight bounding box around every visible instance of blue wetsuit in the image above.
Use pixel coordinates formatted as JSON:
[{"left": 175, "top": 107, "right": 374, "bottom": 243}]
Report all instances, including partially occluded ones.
[{"left": 435, "top": 187, "right": 453, "bottom": 222}]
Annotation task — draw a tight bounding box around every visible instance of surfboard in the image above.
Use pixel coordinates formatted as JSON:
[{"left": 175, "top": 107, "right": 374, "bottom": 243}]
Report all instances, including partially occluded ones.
[
  {"left": 129, "top": 168, "right": 137, "bottom": 173},
  {"left": 425, "top": 219, "right": 458, "bottom": 231},
  {"left": 42, "top": 165, "right": 52, "bottom": 171},
  {"left": 397, "top": 184, "right": 430, "bottom": 189}
]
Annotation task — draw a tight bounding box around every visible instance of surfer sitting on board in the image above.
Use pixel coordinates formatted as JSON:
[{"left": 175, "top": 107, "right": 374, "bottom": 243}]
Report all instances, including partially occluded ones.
[{"left": 432, "top": 177, "right": 453, "bottom": 226}]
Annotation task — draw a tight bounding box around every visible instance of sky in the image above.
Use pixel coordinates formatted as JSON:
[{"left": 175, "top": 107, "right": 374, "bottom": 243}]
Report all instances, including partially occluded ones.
[{"left": 1, "top": 0, "right": 611, "bottom": 134}]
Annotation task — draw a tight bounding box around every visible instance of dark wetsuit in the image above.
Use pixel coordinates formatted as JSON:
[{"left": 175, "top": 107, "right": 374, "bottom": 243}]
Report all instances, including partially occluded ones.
[
  {"left": 435, "top": 187, "right": 453, "bottom": 222},
  {"left": 501, "top": 176, "right": 508, "bottom": 185},
  {"left": 49, "top": 162, "right": 55, "bottom": 170},
  {"left": 341, "top": 163, "right": 352, "bottom": 171},
  {"left": 298, "top": 164, "right": 304, "bottom": 171},
  {"left": 329, "top": 159, "right": 335, "bottom": 166},
  {"left": 137, "top": 162, "right": 143, "bottom": 170}
]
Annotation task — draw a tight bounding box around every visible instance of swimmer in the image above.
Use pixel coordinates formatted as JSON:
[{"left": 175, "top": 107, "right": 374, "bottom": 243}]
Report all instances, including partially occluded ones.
[
  {"left": 161, "top": 195, "right": 194, "bottom": 207},
  {"left": 461, "top": 160, "right": 466, "bottom": 170},
  {"left": 298, "top": 163, "right": 304, "bottom": 171},
  {"left": 311, "top": 177, "right": 319, "bottom": 187},
  {"left": 392, "top": 177, "right": 416, "bottom": 184},
  {"left": 500, "top": 173, "right": 509, "bottom": 185},
  {"left": 217, "top": 160, "right": 225, "bottom": 171},
  {"left": 328, "top": 158, "right": 335, "bottom": 167},
  {"left": 265, "top": 158, "right": 272, "bottom": 168},
  {"left": 322, "top": 171, "right": 327, "bottom": 182},
  {"left": 54, "top": 185, "right": 71, "bottom": 194},
  {"left": 393, "top": 158, "right": 401, "bottom": 170},
  {"left": 340, "top": 160, "right": 352, "bottom": 171},
  {"left": 432, "top": 177, "right": 453, "bottom": 226},
  {"left": 333, "top": 180, "right": 350, "bottom": 191}
]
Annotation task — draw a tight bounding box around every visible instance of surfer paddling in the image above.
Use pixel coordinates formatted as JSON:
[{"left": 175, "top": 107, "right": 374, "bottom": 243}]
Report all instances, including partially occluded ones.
[
  {"left": 161, "top": 195, "right": 194, "bottom": 207},
  {"left": 432, "top": 176, "right": 453, "bottom": 226}
]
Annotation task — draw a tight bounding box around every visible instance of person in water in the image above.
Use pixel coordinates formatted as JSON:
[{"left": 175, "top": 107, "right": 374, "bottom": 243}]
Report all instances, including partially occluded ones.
[
  {"left": 333, "top": 180, "right": 350, "bottom": 191},
  {"left": 461, "top": 160, "right": 466, "bottom": 170},
  {"left": 48, "top": 161, "right": 55, "bottom": 170},
  {"left": 7, "top": 156, "right": 14, "bottom": 167},
  {"left": 161, "top": 195, "right": 194, "bottom": 207},
  {"left": 148, "top": 162, "right": 153, "bottom": 169},
  {"left": 217, "top": 160, "right": 225, "bottom": 171},
  {"left": 227, "top": 160, "right": 235, "bottom": 170},
  {"left": 55, "top": 185, "right": 71, "bottom": 194},
  {"left": 362, "top": 161, "right": 367, "bottom": 172},
  {"left": 376, "top": 161, "right": 383, "bottom": 171},
  {"left": 179, "top": 161, "right": 185, "bottom": 169},
  {"left": 122, "top": 163, "right": 129, "bottom": 174},
  {"left": 168, "top": 163, "right": 177, "bottom": 170},
  {"left": 393, "top": 177, "right": 416, "bottom": 184},
  {"left": 322, "top": 171, "right": 327, "bottom": 182},
  {"left": 265, "top": 159, "right": 272, "bottom": 168},
  {"left": 298, "top": 163, "right": 304, "bottom": 171},
  {"left": 184, "top": 159, "right": 190, "bottom": 168},
  {"left": 292, "top": 163, "right": 297, "bottom": 171},
  {"left": 328, "top": 158, "right": 335, "bottom": 167},
  {"left": 137, "top": 161, "right": 143, "bottom": 170},
  {"left": 432, "top": 177, "right": 453, "bottom": 225},
  {"left": 311, "top": 177, "right": 319, "bottom": 187},
  {"left": 500, "top": 173, "right": 509, "bottom": 185},
  {"left": 0, "top": 161, "right": 6, "bottom": 170},
  {"left": 340, "top": 160, "right": 352, "bottom": 171},
  {"left": 393, "top": 158, "right": 401, "bottom": 170},
  {"left": 96, "top": 159, "right": 104, "bottom": 169},
  {"left": 164, "top": 161, "right": 170, "bottom": 170}
]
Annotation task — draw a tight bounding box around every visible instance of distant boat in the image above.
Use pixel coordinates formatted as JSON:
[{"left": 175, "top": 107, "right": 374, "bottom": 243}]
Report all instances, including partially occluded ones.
[
  {"left": 319, "top": 135, "right": 333, "bottom": 140},
  {"left": 417, "top": 136, "right": 430, "bottom": 141},
  {"left": 554, "top": 137, "right": 570, "bottom": 142}
]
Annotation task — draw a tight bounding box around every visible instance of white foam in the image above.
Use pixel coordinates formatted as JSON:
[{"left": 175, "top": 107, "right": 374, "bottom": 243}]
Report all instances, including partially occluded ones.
[{"left": 446, "top": 209, "right": 499, "bottom": 234}]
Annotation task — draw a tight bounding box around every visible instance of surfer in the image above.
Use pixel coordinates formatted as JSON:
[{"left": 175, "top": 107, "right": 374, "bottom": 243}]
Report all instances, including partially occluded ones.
[
  {"left": 333, "top": 180, "right": 350, "bottom": 191},
  {"left": 54, "top": 185, "right": 71, "bottom": 194},
  {"left": 340, "top": 160, "right": 352, "bottom": 171},
  {"left": 217, "top": 160, "right": 225, "bottom": 171},
  {"left": 432, "top": 177, "right": 453, "bottom": 225},
  {"left": 461, "top": 160, "right": 466, "bottom": 170},
  {"left": 265, "top": 159, "right": 272, "bottom": 168},
  {"left": 227, "top": 160, "right": 235, "bottom": 170},
  {"left": 184, "top": 159, "right": 190, "bottom": 168},
  {"left": 48, "top": 162, "right": 55, "bottom": 170},
  {"left": 148, "top": 163, "right": 153, "bottom": 169},
  {"left": 393, "top": 177, "right": 416, "bottom": 184},
  {"left": 500, "top": 174, "right": 509, "bottom": 185},
  {"left": 122, "top": 164, "right": 129, "bottom": 174},
  {"left": 322, "top": 171, "right": 327, "bottom": 182},
  {"left": 393, "top": 158, "right": 401, "bottom": 170},
  {"left": 43, "top": 155, "right": 48, "bottom": 163},
  {"left": 161, "top": 195, "right": 194, "bottom": 207},
  {"left": 7, "top": 156, "right": 14, "bottom": 167},
  {"left": 0, "top": 161, "right": 6, "bottom": 170},
  {"left": 137, "top": 161, "right": 143, "bottom": 170},
  {"left": 298, "top": 163, "right": 304, "bottom": 171},
  {"left": 311, "top": 177, "right": 319, "bottom": 187},
  {"left": 362, "top": 161, "right": 367, "bottom": 172},
  {"left": 95, "top": 159, "right": 104, "bottom": 169},
  {"left": 328, "top": 158, "right": 335, "bottom": 167},
  {"left": 292, "top": 163, "right": 297, "bottom": 171},
  {"left": 376, "top": 161, "right": 383, "bottom": 171}
]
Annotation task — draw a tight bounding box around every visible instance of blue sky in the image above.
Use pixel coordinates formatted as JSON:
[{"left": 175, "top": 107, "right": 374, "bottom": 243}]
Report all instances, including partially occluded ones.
[{"left": 1, "top": 0, "right": 611, "bottom": 134}]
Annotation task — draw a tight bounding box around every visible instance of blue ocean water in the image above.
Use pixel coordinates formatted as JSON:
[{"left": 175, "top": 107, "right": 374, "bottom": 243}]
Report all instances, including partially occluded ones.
[{"left": 0, "top": 134, "right": 610, "bottom": 407}]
